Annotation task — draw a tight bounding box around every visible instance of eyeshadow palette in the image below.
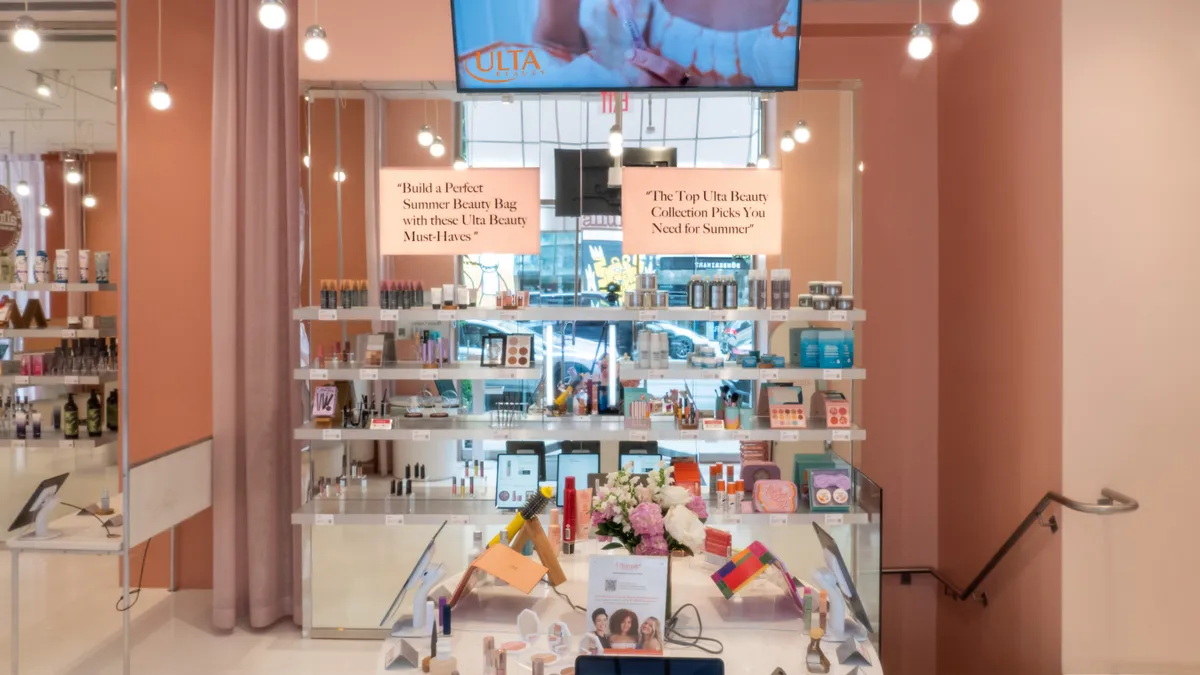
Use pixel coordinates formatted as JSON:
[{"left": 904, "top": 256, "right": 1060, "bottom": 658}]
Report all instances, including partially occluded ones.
[{"left": 504, "top": 334, "right": 533, "bottom": 367}]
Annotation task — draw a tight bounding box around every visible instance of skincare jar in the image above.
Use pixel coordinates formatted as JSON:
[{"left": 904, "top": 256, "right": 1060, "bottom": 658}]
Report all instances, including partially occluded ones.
[
  {"left": 812, "top": 294, "right": 833, "bottom": 310},
  {"left": 808, "top": 281, "right": 825, "bottom": 295},
  {"left": 823, "top": 281, "right": 843, "bottom": 297},
  {"left": 835, "top": 295, "right": 854, "bottom": 311},
  {"left": 796, "top": 294, "right": 814, "bottom": 308}
]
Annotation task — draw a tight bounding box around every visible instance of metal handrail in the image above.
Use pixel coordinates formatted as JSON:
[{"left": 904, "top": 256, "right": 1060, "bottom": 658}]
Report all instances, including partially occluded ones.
[{"left": 882, "top": 488, "right": 1138, "bottom": 607}]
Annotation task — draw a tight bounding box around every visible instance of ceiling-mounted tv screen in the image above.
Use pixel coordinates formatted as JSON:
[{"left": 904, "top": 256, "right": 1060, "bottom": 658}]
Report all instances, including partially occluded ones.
[{"left": 450, "top": 0, "right": 802, "bottom": 93}]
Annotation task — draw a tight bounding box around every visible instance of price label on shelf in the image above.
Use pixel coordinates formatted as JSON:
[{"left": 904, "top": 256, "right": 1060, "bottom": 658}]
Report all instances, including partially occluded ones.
[
  {"left": 490, "top": 430, "right": 510, "bottom": 441},
  {"left": 370, "top": 419, "right": 394, "bottom": 430},
  {"left": 680, "top": 430, "right": 699, "bottom": 440},
  {"left": 824, "top": 514, "right": 845, "bottom": 526},
  {"left": 419, "top": 369, "right": 439, "bottom": 381},
  {"left": 14, "top": 376, "right": 29, "bottom": 385},
  {"left": 12, "top": 440, "right": 25, "bottom": 449},
  {"left": 822, "top": 369, "right": 843, "bottom": 381},
  {"left": 51, "top": 283, "right": 67, "bottom": 292},
  {"left": 727, "top": 515, "right": 743, "bottom": 524},
  {"left": 769, "top": 514, "right": 789, "bottom": 525},
  {"left": 647, "top": 370, "right": 667, "bottom": 379},
  {"left": 317, "top": 309, "right": 338, "bottom": 321},
  {"left": 831, "top": 430, "right": 853, "bottom": 442},
  {"left": 500, "top": 369, "right": 523, "bottom": 379},
  {"left": 64, "top": 375, "right": 80, "bottom": 385},
  {"left": 61, "top": 329, "right": 77, "bottom": 339},
  {"left": 628, "top": 430, "right": 650, "bottom": 442},
  {"left": 412, "top": 430, "right": 431, "bottom": 441},
  {"left": 379, "top": 309, "right": 399, "bottom": 322},
  {"left": 314, "top": 514, "right": 335, "bottom": 526},
  {"left": 717, "top": 368, "right": 734, "bottom": 379},
  {"left": 321, "top": 429, "right": 342, "bottom": 441},
  {"left": 709, "top": 310, "right": 731, "bottom": 321},
  {"left": 449, "top": 516, "right": 470, "bottom": 525},
  {"left": 759, "top": 370, "right": 780, "bottom": 381},
  {"left": 637, "top": 310, "right": 658, "bottom": 321},
  {"left": 59, "top": 440, "right": 75, "bottom": 449},
  {"left": 437, "top": 310, "right": 457, "bottom": 321},
  {"left": 359, "top": 369, "right": 380, "bottom": 381},
  {"left": 498, "top": 311, "right": 519, "bottom": 321},
  {"left": 309, "top": 369, "right": 329, "bottom": 380},
  {"left": 827, "top": 310, "right": 849, "bottom": 322},
  {"left": 9, "top": 282, "right": 25, "bottom": 291},
  {"left": 385, "top": 514, "right": 405, "bottom": 526},
  {"left": 769, "top": 310, "right": 789, "bottom": 322},
  {"left": 733, "top": 431, "right": 751, "bottom": 441},
  {"left": 780, "top": 430, "right": 800, "bottom": 442}
]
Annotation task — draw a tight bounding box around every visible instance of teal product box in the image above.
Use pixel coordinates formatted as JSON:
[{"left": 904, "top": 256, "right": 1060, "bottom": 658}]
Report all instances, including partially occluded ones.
[
  {"left": 841, "top": 330, "right": 854, "bottom": 367},
  {"left": 800, "top": 329, "right": 821, "bottom": 368},
  {"left": 808, "top": 468, "right": 853, "bottom": 513},
  {"left": 792, "top": 451, "right": 840, "bottom": 502},
  {"left": 819, "top": 331, "right": 844, "bottom": 368}
]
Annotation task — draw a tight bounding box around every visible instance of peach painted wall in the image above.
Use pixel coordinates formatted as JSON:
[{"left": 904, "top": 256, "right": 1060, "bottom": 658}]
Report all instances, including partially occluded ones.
[
  {"left": 794, "top": 35, "right": 941, "bottom": 675},
  {"left": 83, "top": 153, "right": 120, "bottom": 318},
  {"left": 1061, "top": 1, "right": 1200, "bottom": 672},
  {"left": 937, "top": 1, "right": 1063, "bottom": 673},
  {"left": 297, "top": 0, "right": 454, "bottom": 83},
  {"left": 120, "top": 0, "right": 215, "bottom": 589}
]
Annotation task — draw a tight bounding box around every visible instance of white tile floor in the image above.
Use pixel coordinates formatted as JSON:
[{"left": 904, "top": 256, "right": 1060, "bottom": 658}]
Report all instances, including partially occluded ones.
[{"left": 0, "top": 552, "right": 377, "bottom": 675}]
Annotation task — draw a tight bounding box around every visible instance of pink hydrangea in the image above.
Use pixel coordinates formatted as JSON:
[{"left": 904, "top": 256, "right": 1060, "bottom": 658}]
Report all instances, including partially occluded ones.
[
  {"left": 686, "top": 494, "right": 708, "bottom": 520},
  {"left": 629, "top": 502, "right": 664, "bottom": 538},
  {"left": 634, "top": 534, "right": 669, "bottom": 556},
  {"left": 591, "top": 507, "right": 609, "bottom": 528}
]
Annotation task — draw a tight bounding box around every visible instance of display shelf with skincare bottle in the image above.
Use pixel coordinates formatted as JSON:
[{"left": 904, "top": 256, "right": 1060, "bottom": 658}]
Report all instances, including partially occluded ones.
[
  {"left": 0, "top": 372, "right": 118, "bottom": 386},
  {"left": 7, "top": 283, "right": 119, "bottom": 292},
  {"left": 292, "top": 305, "right": 866, "bottom": 323},
  {"left": 618, "top": 365, "right": 866, "bottom": 382},
  {"left": 0, "top": 327, "right": 117, "bottom": 339},
  {"left": 0, "top": 429, "right": 118, "bottom": 449},
  {"left": 295, "top": 363, "right": 542, "bottom": 381},
  {"left": 295, "top": 417, "right": 864, "bottom": 443}
]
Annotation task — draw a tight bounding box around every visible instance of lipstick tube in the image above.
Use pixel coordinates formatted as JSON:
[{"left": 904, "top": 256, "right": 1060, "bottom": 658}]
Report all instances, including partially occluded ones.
[{"left": 562, "top": 476, "right": 577, "bottom": 555}]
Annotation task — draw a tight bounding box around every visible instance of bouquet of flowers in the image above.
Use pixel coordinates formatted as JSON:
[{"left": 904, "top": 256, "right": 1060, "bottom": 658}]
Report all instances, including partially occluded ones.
[{"left": 590, "top": 462, "right": 709, "bottom": 555}]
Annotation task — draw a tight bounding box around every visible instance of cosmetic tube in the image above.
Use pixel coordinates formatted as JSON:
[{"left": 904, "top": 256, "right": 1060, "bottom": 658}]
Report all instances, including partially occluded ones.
[
  {"left": 483, "top": 638, "right": 497, "bottom": 675},
  {"left": 562, "top": 476, "right": 577, "bottom": 555},
  {"left": 55, "top": 249, "right": 70, "bottom": 283},
  {"left": 78, "top": 249, "right": 91, "bottom": 283},
  {"left": 576, "top": 487, "right": 592, "bottom": 539}
]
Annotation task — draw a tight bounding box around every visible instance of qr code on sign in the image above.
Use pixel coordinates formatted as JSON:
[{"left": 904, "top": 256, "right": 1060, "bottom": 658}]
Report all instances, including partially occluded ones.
[{"left": 605, "top": 579, "right": 617, "bottom": 592}]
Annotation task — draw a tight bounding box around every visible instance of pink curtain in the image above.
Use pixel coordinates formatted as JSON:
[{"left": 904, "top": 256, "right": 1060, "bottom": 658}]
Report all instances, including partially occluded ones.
[{"left": 210, "top": 0, "right": 302, "bottom": 629}]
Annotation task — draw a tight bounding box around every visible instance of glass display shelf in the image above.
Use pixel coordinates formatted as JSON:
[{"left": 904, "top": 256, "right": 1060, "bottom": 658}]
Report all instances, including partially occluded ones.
[
  {"left": 6, "top": 283, "right": 118, "bottom": 292},
  {"left": 293, "top": 306, "right": 866, "bottom": 323},
  {"left": 619, "top": 365, "right": 866, "bottom": 381},
  {"left": 0, "top": 430, "right": 119, "bottom": 449},
  {"left": 295, "top": 363, "right": 541, "bottom": 381},
  {"left": 0, "top": 373, "right": 118, "bottom": 386}
]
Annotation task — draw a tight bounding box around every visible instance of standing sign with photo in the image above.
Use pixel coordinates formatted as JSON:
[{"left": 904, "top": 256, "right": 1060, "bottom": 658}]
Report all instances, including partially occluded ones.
[{"left": 585, "top": 556, "right": 668, "bottom": 654}]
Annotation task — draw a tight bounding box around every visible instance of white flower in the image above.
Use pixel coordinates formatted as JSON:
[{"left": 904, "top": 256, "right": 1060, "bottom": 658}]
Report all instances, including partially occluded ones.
[
  {"left": 656, "top": 485, "right": 691, "bottom": 508},
  {"left": 663, "top": 505, "right": 706, "bottom": 552}
]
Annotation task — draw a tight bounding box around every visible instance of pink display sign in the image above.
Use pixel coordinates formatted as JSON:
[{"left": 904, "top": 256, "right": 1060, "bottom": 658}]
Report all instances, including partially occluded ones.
[
  {"left": 620, "top": 167, "right": 782, "bottom": 255},
  {"left": 380, "top": 168, "right": 541, "bottom": 255}
]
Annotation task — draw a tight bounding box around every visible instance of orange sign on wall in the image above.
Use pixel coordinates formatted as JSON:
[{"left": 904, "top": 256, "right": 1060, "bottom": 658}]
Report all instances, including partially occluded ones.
[
  {"left": 620, "top": 168, "right": 782, "bottom": 255},
  {"left": 380, "top": 168, "right": 541, "bottom": 255}
]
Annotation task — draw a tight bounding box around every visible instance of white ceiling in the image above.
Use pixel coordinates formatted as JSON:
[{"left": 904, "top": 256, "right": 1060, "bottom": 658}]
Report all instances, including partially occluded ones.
[{"left": 0, "top": 1, "right": 116, "bottom": 153}]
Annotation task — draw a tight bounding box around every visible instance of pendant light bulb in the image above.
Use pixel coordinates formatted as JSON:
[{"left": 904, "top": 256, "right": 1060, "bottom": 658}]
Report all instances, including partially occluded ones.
[
  {"left": 417, "top": 125, "right": 434, "bottom": 147},
  {"left": 15, "top": 181, "right": 30, "bottom": 197},
  {"left": 83, "top": 194, "right": 97, "bottom": 208},
  {"left": 429, "top": 136, "right": 446, "bottom": 158},
  {"left": 794, "top": 121, "right": 812, "bottom": 144},
  {"left": 303, "top": 25, "right": 329, "bottom": 61},
  {"left": 755, "top": 154, "right": 771, "bottom": 170},
  {"left": 951, "top": 0, "right": 980, "bottom": 26},
  {"left": 333, "top": 168, "right": 346, "bottom": 183},
  {"left": 779, "top": 131, "right": 795, "bottom": 153},
  {"left": 65, "top": 163, "right": 82, "bottom": 185},
  {"left": 35, "top": 74, "right": 50, "bottom": 98},
  {"left": 13, "top": 16, "right": 40, "bottom": 53},
  {"left": 608, "top": 142, "right": 624, "bottom": 158},
  {"left": 608, "top": 124, "right": 623, "bottom": 146},
  {"left": 39, "top": 203, "right": 51, "bottom": 217},
  {"left": 257, "top": 0, "right": 287, "bottom": 30},
  {"left": 149, "top": 81, "right": 172, "bottom": 110},
  {"left": 453, "top": 156, "right": 468, "bottom": 171},
  {"left": 302, "top": 153, "right": 310, "bottom": 168},
  {"left": 908, "top": 23, "right": 934, "bottom": 60}
]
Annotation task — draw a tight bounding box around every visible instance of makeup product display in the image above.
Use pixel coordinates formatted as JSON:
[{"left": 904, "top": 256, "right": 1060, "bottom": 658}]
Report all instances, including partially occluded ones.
[
  {"left": 794, "top": 329, "right": 854, "bottom": 368},
  {"left": 32, "top": 250, "right": 49, "bottom": 283},
  {"left": 767, "top": 387, "right": 806, "bottom": 429},
  {"left": 809, "top": 469, "right": 852, "bottom": 512},
  {"left": 811, "top": 391, "right": 851, "bottom": 428},
  {"left": 769, "top": 269, "right": 792, "bottom": 309},
  {"left": 62, "top": 393, "right": 79, "bottom": 439},
  {"left": 378, "top": 279, "right": 427, "bottom": 309},
  {"left": 12, "top": 250, "right": 26, "bottom": 283},
  {"left": 320, "top": 279, "right": 370, "bottom": 309}
]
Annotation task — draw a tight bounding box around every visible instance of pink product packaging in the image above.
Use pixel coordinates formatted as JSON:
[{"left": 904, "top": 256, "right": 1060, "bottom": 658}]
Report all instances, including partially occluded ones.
[
  {"left": 575, "top": 488, "right": 592, "bottom": 540},
  {"left": 31, "top": 354, "right": 43, "bottom": 376}
]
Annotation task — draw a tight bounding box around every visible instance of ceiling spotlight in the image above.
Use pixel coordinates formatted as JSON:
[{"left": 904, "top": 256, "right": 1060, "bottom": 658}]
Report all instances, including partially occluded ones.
[
  {"left": 15, "top": 181, "right": 30, "bottom": 197},
  {"left": 453, "top": 156, "right": 468, "bottom": 171},
  {"left": 12, "top": 15, "right": 40, "bottom": 53},
  {"left": 302, "top": 153, "right": 310, "bottom": 168},
  {"left": 257, "top": 0, "right": 288, "bottom": 30},
  {"left": 83, "top": 194, "right": 97, "bottom": 208},
  {"left": 608, "top": 124, "right": 623, "bottom": 146},
  {"left": 951, "top": 0, "right": 980, "bottom": 26},
  {"left": 303, "top": 25, "right": 329, "bottom": 61},
  {"left": 417, "top": 125, "right": 434, "bottom": 147},
  {"left": 39, "top": 203, "right": 51, "bottom": 217},
  {"left": 149, "top": 81, "right": 172, "bottom": 110},
  {"left": 333, "top": 168, "right": 346, "bottom": 183},
  {"left": 429, "top": 136, "right": 446, "bottom": 158},
  {"left": 908, "top": 23, "right": 934, "bottom": 60},
  {"left": 794, "top": 120, "right": 811, "bottom": 144},
  {"left": 65, "top": 162, "right": 82, "bottom": 185},
  {"left": 35, "top": 74, "right": 50, "bottom": 98},
  {"left": 756, "top": 154, "right": 771, "bottom": 170},
  {"left": 779, "top": 131, "right": 795, "bottom": 153}
]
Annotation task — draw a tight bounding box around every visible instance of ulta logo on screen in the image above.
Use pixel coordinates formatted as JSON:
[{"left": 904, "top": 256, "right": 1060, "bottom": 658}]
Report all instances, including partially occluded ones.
[{"left": 465, "top": 46, "right": 543, "bottom": 84}]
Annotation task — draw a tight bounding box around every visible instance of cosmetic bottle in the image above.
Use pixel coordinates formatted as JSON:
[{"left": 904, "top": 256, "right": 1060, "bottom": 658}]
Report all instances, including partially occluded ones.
[
  {"left": 483, "top": 637, "right": 497, "bottom": 675},
  {"left": 716, "top": 479, "right": 726, "bottom": 510},
  {"left": 723, "top": 275, "right": 738, "bottom": 309},
  {"left": 87, "top": 390, "right": 102, "bottom": 437},
  {"left": 562, "top": 476, "right": 577, "bottom": 555},
  {"left": 442, "top": 283, "right": 456, "bottom": 309},
  {"left": 430, "top": 286, "right": 443, "bottom": 308},
  {"left": 757, "top": 270, "right": 770, "bottom": 309},
  {"left": 548, "top": 507, "right": 561, "bottom": 550},
  {"left": 15, "top": 403, "right": 26, "bottom": 440},
  {"left": 708, "top": 275, "right": 724, "bottom": 310},
  {"left": 31, "top": 409, "right": 41, "bottom": 439},
  {"left": 496, "top": 649, "right": 507, "bottom": 675},
  {"left": 416, "top": 281, "right": 425, "bottom": 307},
  {"left": 63, "top": 393, "right": 80, "bottom": 440},
  {"left": 53, "top": 405, "right": 61, "bottom": 430},
  {"left": 688, "top": 275, "right": 705, "bottom": 309}
]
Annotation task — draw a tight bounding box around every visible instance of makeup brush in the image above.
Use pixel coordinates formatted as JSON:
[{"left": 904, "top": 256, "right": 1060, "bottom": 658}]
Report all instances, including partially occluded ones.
[{"left": 488, "top": 486, "right": 552, "bottom": 548}]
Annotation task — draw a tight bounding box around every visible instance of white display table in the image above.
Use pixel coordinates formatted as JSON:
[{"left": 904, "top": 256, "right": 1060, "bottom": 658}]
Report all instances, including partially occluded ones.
[{"left": 375, "top": 540, "right": 881, "bottom": 675}]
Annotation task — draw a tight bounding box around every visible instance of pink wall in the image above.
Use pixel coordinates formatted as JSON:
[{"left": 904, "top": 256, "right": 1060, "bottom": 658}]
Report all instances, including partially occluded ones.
[
  {"left": 937, "top": 0, "right": 1063, "bottom": 673},
  {"left": 1061, "top": 1, "right": 1200, "bottom": 672},
  {"left": 298, "top": 0, "right": 454, "bottom": 83},
  {"left": 796, "top": 35, "right": 941, "bottom": 675}
]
